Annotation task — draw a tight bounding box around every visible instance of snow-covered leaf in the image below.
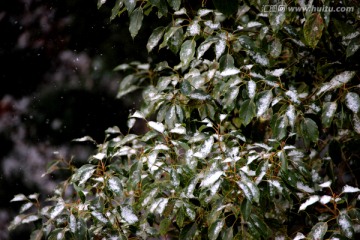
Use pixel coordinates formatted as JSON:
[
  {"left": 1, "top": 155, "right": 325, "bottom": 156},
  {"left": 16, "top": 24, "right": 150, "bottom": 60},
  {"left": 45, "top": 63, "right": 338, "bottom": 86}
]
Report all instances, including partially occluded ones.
[
  {"left": 342, "top": 185, "right": 360, "bottom": 193},
  {"left": 121, "top": 206, "right": 139, "bottom": 224},
  {"left": 148, "top": 121, "right": 165, "bottom": 133},
  {"left": 319, "top": 181, "right": 332, "bottom": 188},
  {"left": 91, "top": 211, "right": 108, "bottom": 224},
  {"left": 345, "top": 92, "right": 360, "bottom": 113},
  {"left": 256, "top": 90, "right": 273, "bottom": 117},
  {"left": 107, "top": 177, "right": 123, "bottom": 196},
  {"left": 200, "top": 171, "right": 223, "bottom": 188},
  {"left": 180, "top": 40, "right": 196, "bottom": 67},
  {"left": 147, "top": 26, "right": 165, "bottom": 52},
  {"left": 130, "top": 110, "right": 145, "bottom": 119},
  {"left": 338, "top": 212, "right": 354, "bottom": 239},
  {"left": 317, "top": 71, "right": 356, "bottom": 96},
  {"left": 208, "top": 219, "right": 224, "bottom": 240},
  {"left": 320, "top": 195, "right": 332, "bottom": 205},
  {"left": 308, "top": 222, "right": 327, "bottom": 240},
  {"left": 10, "top": 194, "right": 28, "bottom": 202},
  {"left": 299, "top": 195, "right": 319, "bottom": 211}
]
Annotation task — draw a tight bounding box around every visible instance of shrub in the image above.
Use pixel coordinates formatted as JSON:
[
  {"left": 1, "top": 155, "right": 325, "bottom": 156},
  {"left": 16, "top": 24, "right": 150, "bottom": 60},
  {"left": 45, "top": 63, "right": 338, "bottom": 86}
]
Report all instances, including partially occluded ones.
[{"left": 9, "top": 0, "right": 360, "bottom": 239}]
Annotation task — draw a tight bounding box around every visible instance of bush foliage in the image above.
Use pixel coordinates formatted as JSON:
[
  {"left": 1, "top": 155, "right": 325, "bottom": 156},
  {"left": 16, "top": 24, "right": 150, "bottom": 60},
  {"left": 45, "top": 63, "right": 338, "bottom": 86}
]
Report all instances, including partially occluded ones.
[{"left": 9, "top": 0, "right": 360, "bottom": 239}]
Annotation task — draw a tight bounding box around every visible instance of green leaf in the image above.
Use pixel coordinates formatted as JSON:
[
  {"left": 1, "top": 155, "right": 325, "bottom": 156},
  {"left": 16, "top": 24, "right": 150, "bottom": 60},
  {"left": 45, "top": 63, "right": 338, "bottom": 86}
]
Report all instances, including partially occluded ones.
[
  {"left": 180, "top": 40, "right": 196, "bottom": 67},
  {"left": 301, "top": 118, "right": 319, "bottom": 145},
  {"left": 149, "top": 0, "right": 168, "bottom": 16},
  {"left": 167, "top": 0, "right": 181, "bottom": 11},
  {"left": 159, "top": 218, "right": 172, "bottom": 235},
  {"left": 110, "top": 0, "right": 124, "bottom": 21},
  {"left": 269, "top": 4, "right": 285, "bottom": 32},
  {"left": 208, "top": 219, "right": 224, "bottom": 240},
  {"left": 168, "top": 28, "right": 184, "bottom": 54},
  {"left": 308, "top": 222, "right": 327, "bottom": 240},
  {"left": 240, "top": 198, "right": 251, "bottom": 221},
  {"left": 129, "top": 7, "right": 144, "bottom": 39},
  {"left": 273, "top": 115, "right": 288, "bottom": 140},
  {"left": 239, "top": 99, "right": 256, "bottom": 126},
  {"left": 345, "top": 92, "right": 360, "bottom": 113},
  {"left": 250, "top": 214, "right": 272, "bottom": 239},
  {"left": 176, "top": 206, "right": 186, "bottom": 227},
  {"left": 147, "top": 26, "right": 165, "bottom": 52},
  {"left": 303, "top": 13, "right": 325, "bottom": 48},
  {"left": 124, "top": 0, "right": 136, "bottom": 13},
  {"left": 338, "top": 212, "right": 354, "bottom": 239},
  {"left": 321, "top": 102, "right": 337, "bottom": 128},
  {"left": 30, "top": 230, "right": 43, "bottom": 240},
  {"left": 212, "top": 0, "right": 238, "bottom": 16},
  {"left": 219, "top": 54, "right": 240, "bottom": 76},
  {"left": 346, "top": 36, "right": 360, "bottom": 58},
  {"left": 179, "top": 222, "right": 197, "bottom": 240},
  {"left": 107, "top": 176, "right": 123, "bottom": 196}
]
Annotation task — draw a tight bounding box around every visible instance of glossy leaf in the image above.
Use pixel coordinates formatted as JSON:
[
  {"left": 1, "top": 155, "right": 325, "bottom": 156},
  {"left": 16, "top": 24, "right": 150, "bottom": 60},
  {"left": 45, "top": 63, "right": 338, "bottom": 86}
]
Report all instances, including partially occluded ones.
[
  {"left": 124, "top": 0, "right": 136, "bottom": 13},
  {"left": 239, "top": 99, "right": 256, "bottom": 126},
  {"left": 129, "top": 7, "right": 144, "bottom": 39},
  {"left": 321, "top": 102, "right": 337, "bottom": 128},
  {"left": 308, "top": 222, "right": 327, "bottom": 240},
  {"left": 147, "top": 26, "right": 165, "bottom": 52},
  {"left": 304, "top": 13, "right": 324, "bottom": 48},
  {"left": 180, "top": 40, "right": 196, "bottom": 67}
]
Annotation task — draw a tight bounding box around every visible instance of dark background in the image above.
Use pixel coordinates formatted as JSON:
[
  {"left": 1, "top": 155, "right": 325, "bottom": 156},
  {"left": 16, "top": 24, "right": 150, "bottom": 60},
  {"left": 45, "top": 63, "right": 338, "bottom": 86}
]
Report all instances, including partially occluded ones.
[{"left": 0, "top": 0, "right": 152, "bottom": 238}]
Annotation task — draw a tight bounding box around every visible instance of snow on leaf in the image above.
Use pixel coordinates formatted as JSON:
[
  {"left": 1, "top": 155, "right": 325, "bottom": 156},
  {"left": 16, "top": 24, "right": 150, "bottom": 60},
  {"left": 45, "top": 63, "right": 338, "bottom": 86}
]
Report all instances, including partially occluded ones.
[
  {"left": 188, "top": 20, "right": 200, "bottom": 36},
  {"left": 293, "top": 232, "right": 306, "bottom": 240},
  {"left": 91, "top": 211, "right": 108, "bottom": 224},
  {"left": 299, "top": 195, "right": 319, "bottom": 211},
  {"left": 93, "top": 152, "right": 106, "bottom": 160},
  {"left": 174, "top": 7, "right": 186, "bottom": 15},
  {"left": 354, "top": 114, "right": 360, "bottom": 134},
  {"left": 320, "top": 195, "right": 332, "bottom": 205},
  {"left": 256, "top": 90, "right": 273, "bottom": 117},
  {"left": 247, "top": 21, "right": 262, "bottom": 28},
  {"left": 10, "top": 194, "right": 28, "bottom": 202},
  {"left": 197, "top": 40, "right": 215, "bottom": 59},
  {"left": 338, "top": 213, "right": 354, "bottom": 239},
  {"left": 266, "top": 68, "right": 285, "bottom": 77},
  {"left": 342, "top": 185, "right": 360, "bottom": 193},
  {"left": 286, "top": 90, "right": 300, "bottom": 104},
  {"left": 345, "top": 92, "right": 360, "bottom": 113},
  {"left": 286, "top": 105, "right": 296, "bottom": 128},
  {"left": 150, "top": 198, "right": 169, "bottom": 215},
  {"left": 220, "top": 68, "right": 240, "bottom": 77},
  {"left": 215, "top": 38, "right": 226, "bottom": 60},
  {"left": 22, "top": 215, "right": 40, "bottom": 224},
  {"left": 194, "top": 136, "right": 214, "bottom": 158},
  {"left": 309, "top": 222, "right": 328, "bottom": 240},
  {"left": 200, "top": 171, "right": 223, "bottom": 187},
  {"left": 121, "top": 206, "right": 139, "bottom": 224},
  {"left": 148, "top": 121, "right": 165, "bottom": 133},
  {"left": 248, "top": 80, "right": 256, "bottom": 99},
  {"left": 130, "top": 110, "right": 145, "bottom": 119},
  {"left": 250, "top": 51, "right": 269, "bottom": 66},
  {"left": 50, "top": 203, "right": 65, "bottom": 219},
  {"left": 198, "top": 9, "right": 213, "bottom": 17},
  {"left": 208, "top": 219, "right": 224, "bottom": 240},
  {"left": 317, "top": 71, "right": 356, "bottom": 96},
  {"left": 319, "top": 180, "right": 332, "bottom": 188},
  {"left": 108, "top": 177, "right": 123, "bottom": 196},
  {"left": 170, "top": 124, "right": 186, "bottom": 134}
]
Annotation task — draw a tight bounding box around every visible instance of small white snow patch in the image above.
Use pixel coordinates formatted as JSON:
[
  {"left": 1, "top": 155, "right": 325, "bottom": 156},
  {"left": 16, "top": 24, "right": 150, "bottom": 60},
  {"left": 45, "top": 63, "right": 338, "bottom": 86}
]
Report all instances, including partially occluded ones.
[
  {"left": 319, "top": 180, "right": 332, "bottom": 188},
  {"left": 266, "top": 68, "right": 285, "bottom": 77},
  {"left": 296, "top": 182, "right": 315, "bottom": 193}
]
